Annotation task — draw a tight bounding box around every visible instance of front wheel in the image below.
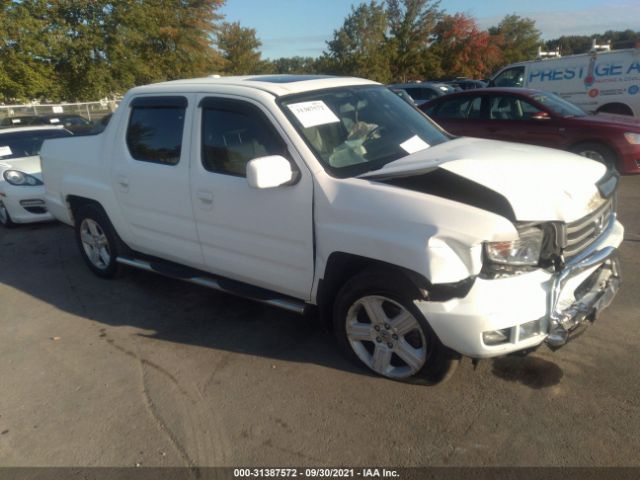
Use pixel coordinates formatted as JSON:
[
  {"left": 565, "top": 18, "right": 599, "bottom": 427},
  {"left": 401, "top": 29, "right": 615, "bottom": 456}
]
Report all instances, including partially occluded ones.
[
  {"left": 75, "top": 204, "right": 120, "bottom": 278},
  {"left": 333, "top": 269, "right": 459, "bottom": 384},
  {"left": 570, "top": 142, "right": 618, "bottom": 170}
]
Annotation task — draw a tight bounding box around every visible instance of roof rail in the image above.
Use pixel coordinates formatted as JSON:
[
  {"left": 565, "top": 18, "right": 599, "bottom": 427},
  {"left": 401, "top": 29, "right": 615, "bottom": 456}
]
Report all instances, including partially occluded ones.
[
  {"left": 591, "top": 39, "right": 611, "bottom": 52},
  {"left": 536, "top": 46, "right": 561, "bottom": 60}
]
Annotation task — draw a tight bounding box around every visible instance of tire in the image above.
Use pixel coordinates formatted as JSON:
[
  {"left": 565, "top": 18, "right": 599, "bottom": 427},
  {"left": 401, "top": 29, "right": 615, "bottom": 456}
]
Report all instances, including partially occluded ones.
[
  {"left": 74, "top": 204, "right": 120, "bottom": 278},
  {"left": 569, "top": 142, "right": 618, "bottom": 170},
  {"left": 0, "top": 200, "right": 14, "bottom": 228},
  {"left": 333, "top": 268, "right": 460, "bottom": 385}
]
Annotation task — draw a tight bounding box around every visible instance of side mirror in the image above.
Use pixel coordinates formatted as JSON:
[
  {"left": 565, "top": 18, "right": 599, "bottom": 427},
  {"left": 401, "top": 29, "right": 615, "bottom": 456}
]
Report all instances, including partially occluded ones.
[
  {"left": 246, "top": 155, "right": 295, "bottom": 189},
  {"left": 532, "top": 111, "right": 550, "bottom": 120}
]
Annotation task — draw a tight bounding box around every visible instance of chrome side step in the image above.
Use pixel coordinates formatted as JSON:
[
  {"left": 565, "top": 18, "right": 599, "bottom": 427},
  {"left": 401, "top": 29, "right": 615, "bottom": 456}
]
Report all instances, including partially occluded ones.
[{"left": 116, "top": 256, "right": 307, "bottom": 315}]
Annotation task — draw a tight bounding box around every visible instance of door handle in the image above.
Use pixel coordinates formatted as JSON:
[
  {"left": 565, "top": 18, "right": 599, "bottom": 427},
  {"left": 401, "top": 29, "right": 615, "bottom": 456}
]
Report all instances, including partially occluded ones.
[{"left": 196, "top": 190, "right": 214, "bottom": 204}]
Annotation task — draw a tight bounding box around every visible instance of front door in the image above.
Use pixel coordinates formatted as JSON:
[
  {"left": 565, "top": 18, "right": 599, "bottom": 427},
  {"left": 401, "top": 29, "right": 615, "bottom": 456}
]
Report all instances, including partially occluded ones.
[
  {"left": 190, "top": 96, "right": 314, "bottom": 300},
  {"left": 484, "top": 94, "right": 565, "bottom": 148}
]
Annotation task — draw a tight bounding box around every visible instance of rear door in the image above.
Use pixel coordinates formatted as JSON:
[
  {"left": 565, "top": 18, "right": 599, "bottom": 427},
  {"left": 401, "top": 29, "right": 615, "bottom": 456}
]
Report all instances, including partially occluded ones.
[
  {"left": 111, "top": 95, "right": 204, "bottom": 268},
  {"left": 190, "top": 96, "right": 314, "bottom": 300}
]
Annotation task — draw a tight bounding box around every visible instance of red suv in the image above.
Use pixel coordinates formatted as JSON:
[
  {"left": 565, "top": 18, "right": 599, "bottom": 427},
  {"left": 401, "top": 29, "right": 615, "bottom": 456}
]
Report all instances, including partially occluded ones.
[{"left": 421, "top": 88, "right": 640, "bottom": 174}]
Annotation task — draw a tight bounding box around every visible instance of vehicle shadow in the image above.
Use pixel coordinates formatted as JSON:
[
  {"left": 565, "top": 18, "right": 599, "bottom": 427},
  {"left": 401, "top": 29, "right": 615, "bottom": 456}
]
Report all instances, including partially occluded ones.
[
  {"left": 1, "top": 222, "right": 369, "bottom": 377},
  {"left": 1, "top": 221, "right": 560, "bottom": 388},
  {"left": 491, "top": 356, "right": 563, "bottom": 389}
]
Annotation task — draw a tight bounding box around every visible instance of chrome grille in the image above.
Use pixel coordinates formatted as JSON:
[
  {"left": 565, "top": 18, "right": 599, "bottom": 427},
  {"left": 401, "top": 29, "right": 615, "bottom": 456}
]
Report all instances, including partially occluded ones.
[{"left": 564, "top": 198, "right": 614, "bottom": 259}]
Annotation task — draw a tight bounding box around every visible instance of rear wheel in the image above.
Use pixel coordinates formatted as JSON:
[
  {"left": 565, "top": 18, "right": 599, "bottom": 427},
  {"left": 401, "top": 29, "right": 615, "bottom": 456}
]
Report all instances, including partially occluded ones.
[
  {"left": 596, "top": 103, "right": 633, "bottom": 116},
  {"left": 570, "top": 142, "right": 618, "bottom": 170},
  {"left": 0, "top": 200, "right": 14, "bottom": 228},
  {"left": 333, "top": 269, "right": 459, "bottom": 384},
  {"left": 75, "top": 205, "right": 120, "bottom": 278}
]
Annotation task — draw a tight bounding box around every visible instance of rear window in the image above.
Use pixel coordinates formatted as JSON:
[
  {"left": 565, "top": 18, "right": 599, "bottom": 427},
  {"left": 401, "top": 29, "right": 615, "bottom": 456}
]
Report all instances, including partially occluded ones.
[{"left": 0, "top": 129, "right": 73, "bottom": 160}]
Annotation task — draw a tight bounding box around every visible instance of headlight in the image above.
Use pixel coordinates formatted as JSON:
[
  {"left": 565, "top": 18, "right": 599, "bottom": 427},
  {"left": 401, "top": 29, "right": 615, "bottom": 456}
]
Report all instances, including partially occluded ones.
[
  {"left": 484, "top": 226, "right": 544, "bottom": 266},
  {"left": 3, "top": 170, "right": 43, "bottom": 186},
  {"left": 624, "top": 132, "right": 640, "bottom": 145}
]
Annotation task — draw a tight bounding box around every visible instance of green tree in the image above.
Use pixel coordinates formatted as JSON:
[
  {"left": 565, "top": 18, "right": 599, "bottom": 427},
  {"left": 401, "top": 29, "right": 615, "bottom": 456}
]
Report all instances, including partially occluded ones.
[
  {"left": 544, "top": 35, "right": 592, "bottom": 56},
  {"left": 103, "top": 0, "right": 225, "bottom": 94},
  {"left": 270, "top": 56, "right": 320, "bottom": 74},
  {"left": 0, "top": 1, "right": 58, "bottom": 102},
  {"left": 0, "top": 0, "right": 225, "bottom": 102},
  {"left": 217, "top": 21, "right": 265, "bottom": 75},
  {"left": 489, "top": 14, "right": 542, "bottom": 64},
  {"left": 386, "top": 0, "right": 442, "bottom": 82},
  {"left": 323, "top": 1, "right": 391, "bottom": 82}
]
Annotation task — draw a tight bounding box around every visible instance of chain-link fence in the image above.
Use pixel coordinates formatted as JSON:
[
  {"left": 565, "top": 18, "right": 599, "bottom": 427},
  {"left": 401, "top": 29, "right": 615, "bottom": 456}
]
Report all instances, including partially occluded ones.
[{"left": 0, "top": 100, "right": 118, "bottom": 122}]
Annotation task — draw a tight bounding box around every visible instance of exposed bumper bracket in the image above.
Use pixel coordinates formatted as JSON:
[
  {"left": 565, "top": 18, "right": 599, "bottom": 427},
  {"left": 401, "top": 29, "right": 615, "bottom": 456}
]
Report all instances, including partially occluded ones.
[{"left": 546, "top": 248, "right": 621, "bottom": 349}]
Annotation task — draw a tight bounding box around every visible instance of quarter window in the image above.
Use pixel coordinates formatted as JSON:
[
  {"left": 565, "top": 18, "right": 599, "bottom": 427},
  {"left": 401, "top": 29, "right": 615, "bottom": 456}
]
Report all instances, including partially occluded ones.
[
  {"left": 201, "top": 99, "right": 286, "bottom": 177},
  {"left": 126, "top": 98, "right": 187, "bottom": 165}
]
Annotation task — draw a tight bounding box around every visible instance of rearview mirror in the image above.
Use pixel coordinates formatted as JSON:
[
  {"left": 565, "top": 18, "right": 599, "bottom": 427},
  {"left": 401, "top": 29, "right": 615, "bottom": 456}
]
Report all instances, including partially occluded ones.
[
  {"left": 246, "top": 155, "right": 295, "bottom": 189},
  {"left": 532, "top": 111, "right": 550, "bottom": 120}
]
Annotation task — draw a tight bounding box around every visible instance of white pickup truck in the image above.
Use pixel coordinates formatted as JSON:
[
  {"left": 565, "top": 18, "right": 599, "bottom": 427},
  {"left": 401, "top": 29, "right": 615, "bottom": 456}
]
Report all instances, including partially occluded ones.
[{"left": 41, "top": 75, "right": 624, "bottom": 384}]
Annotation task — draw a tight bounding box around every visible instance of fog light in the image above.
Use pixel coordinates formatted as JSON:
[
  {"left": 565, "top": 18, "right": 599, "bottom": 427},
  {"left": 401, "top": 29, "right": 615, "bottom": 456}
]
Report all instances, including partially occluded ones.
[
  {"left": 20, "top": 199, "right": 45, "bottom": 207},
  {"left": 519, "top": 319, "right": 542, "bottom": 340},
  {"left": 483, "top": 328, "right": 511, "bottom": 346}
]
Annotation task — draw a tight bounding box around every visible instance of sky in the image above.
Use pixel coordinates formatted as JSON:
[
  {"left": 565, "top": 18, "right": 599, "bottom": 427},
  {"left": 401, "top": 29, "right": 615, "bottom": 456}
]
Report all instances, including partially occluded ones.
[{"left": 219, "top": 0, "right": 639, "bottom": 59}]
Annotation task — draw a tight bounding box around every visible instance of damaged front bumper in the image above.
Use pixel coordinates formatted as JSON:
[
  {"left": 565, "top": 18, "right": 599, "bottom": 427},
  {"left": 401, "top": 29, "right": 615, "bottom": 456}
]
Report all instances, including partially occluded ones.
[
  {"left": 546, "top": 247, "right": 621, "bottom": 348},
  {"left": 416, "top": 217, "right": 624, "bottom": 358}
]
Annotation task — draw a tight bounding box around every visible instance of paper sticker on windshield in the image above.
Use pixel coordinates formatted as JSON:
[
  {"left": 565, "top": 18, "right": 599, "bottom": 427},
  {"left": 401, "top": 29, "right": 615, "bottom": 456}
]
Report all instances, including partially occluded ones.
[
  {"left": 400, "top": 135, "right": 430, "bottom": 154},
  {"left": 287, "top": 101, "right": 340, "bottom": 128},
  {"left": 49, "top": 118, "right": 60, "bottom": 123},
  {"left": 0, "top": 146, "right": 12, "bottom": 157}
]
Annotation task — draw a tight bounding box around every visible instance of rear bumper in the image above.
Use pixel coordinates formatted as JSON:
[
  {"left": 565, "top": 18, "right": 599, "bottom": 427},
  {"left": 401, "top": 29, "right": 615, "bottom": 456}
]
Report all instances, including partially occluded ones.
[{"left": 416, "top": 218, "right": 624, "bottom": 358}]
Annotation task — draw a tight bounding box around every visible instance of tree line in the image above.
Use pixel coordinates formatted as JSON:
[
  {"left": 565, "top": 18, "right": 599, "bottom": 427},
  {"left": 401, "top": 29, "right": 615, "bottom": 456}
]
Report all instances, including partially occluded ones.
[{"left": 1, "top": 0, "right": 639, "bottom": 103}]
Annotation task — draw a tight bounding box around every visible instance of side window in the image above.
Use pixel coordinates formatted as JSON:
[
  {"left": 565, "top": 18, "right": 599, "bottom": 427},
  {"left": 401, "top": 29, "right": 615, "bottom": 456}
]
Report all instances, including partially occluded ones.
[
  {"left": 518, "top": 99, "right": 542, "bottom": 119},
  {"left": 126, "top": 96, "right": 187, "bottom": 165},
  {"left": 201, "top": 99, "right": 286, "bottom": 177},
  {"left": 424, "top": 88, "right": 440, "bottom": 101},
  {"left": 402, "top": 87, "right": 420, "bottom": 101},
  {"left": 490, "top": 96, "right": 523, "bottom": 120},
  {"left": 489, "top": 96, "right": 539, "bottom": 120},
  {"left": 434, "top": 96, "right": 482, "bottom": 119},
  {"left": 492, "top": 67, "right": 525, "bottom": 87}
]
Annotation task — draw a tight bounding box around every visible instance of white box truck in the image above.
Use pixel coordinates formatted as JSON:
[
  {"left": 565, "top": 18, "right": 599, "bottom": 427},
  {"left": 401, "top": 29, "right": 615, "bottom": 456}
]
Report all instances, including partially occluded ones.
[{"left": 490, "top": 47, "right": 640, "bottom": 116}]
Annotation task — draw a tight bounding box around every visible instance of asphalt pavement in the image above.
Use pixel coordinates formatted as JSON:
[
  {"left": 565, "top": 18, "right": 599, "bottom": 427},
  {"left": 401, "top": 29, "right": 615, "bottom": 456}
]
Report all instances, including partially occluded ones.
[{"left": 0, "top": 176, "right": 639, "bottom": 467}]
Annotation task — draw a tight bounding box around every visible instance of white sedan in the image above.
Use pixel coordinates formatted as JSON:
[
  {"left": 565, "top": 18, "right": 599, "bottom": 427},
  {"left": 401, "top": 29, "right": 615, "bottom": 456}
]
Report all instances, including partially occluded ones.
[{"left": 0, "top": 126, "right": 73, "bottom": 227}]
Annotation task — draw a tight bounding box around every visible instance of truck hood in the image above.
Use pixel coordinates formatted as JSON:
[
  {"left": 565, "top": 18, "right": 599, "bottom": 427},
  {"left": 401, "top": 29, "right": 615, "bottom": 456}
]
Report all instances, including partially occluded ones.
[{"left": 360, "top": 137, "right": 608, "bottom": 222}]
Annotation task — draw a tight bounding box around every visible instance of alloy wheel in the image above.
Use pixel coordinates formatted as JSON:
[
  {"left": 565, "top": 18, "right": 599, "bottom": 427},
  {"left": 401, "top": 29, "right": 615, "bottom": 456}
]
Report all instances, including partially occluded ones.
[
  {"left": 80, "top": 218, "right": 111, "bottom": 269},
  {"left": 345, "top": 295, "right": 427, "bottom": 379}
]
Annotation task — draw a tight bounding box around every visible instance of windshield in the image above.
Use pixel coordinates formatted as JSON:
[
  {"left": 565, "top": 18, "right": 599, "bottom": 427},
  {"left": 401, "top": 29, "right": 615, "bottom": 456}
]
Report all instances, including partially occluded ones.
[
  {"left": 279, "top": 85, "right": 450, "bottom": 177},
  {"left": 530, "top": 91, "right": 587, "bottom": 117},
  {"left": 0, "top": 129, "right": 72, "bottom": 160}
]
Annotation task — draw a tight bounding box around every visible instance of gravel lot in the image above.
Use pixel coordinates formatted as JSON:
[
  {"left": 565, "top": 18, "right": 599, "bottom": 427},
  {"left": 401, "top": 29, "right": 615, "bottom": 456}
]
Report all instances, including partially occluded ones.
[{"left": 0, "top": 176, "right": 638, "bottom": 468}]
